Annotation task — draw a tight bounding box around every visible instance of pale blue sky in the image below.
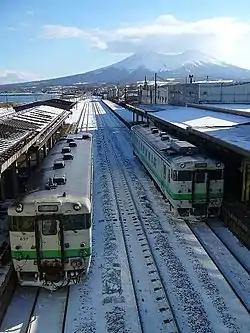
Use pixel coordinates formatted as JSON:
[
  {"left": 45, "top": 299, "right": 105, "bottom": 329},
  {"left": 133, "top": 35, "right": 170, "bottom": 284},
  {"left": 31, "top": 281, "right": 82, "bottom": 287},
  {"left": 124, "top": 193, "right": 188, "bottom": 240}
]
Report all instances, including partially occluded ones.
[{"left": 1, "top": 0, "right": 250, "bottom": 82}]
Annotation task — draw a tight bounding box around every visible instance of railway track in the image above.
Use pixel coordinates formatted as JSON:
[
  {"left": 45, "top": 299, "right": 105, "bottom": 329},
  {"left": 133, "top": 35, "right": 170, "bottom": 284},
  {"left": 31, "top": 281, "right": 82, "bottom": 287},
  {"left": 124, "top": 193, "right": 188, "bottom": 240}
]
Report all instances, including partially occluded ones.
[
  {"left": 100, "top": 99, "right": 250, "bottom": 313},
  {"left": 0, "top": 286, "right": 69, "bottom": 333},
  {"left": 75, "top": 102, "right": 87, "bottom": 132},
  {"left": 187, "top": 220, "right": 250, "bottom": 313},
  {"left": 93, "top": 100, "right": 250, "bottom": 332},
  {"left": 94, "top": 102, "right": 179, "bottom": 332},
  {"left": 1, "top": 99, "right": 249, "bottom": 333}
]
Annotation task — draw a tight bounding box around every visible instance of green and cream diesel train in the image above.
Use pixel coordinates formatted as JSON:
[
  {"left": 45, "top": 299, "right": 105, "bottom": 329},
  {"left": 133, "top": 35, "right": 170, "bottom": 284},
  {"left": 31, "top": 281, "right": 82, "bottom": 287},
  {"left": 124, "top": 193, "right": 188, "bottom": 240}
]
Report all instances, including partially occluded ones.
[
  {"left": 132, "top": 124, "right": 224, "bottom": 219},
  {"left": 8, "top": 132, "right": 93, "bottom": 290}
]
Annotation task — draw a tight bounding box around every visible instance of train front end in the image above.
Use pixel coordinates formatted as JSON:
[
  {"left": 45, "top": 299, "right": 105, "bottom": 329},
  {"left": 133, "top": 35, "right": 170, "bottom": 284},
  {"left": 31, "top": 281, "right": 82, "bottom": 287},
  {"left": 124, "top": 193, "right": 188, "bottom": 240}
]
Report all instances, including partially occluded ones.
[
  {"left": 171, "top": 159, "right": 224, "bottom": 219},
  {"left": 8, "top": 197, "right": 92, "bottom": 290}
]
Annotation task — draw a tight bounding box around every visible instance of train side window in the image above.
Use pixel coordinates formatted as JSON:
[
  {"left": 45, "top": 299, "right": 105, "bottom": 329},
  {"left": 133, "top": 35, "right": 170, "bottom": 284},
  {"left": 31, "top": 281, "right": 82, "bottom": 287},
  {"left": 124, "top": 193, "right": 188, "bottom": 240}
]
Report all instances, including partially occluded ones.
[
  {"left": 178, "top": 171, "right": 192, "bottom": 181},
  {"left": 153, "top": 157, "right": 156, "bottom": 167},
  {"left": 86, "top": 214, "right": 91, "bottom": 229},
  {"left": 168, "top": 169, "right": 170, "bottom": 183},
  {"left": 10, "top": 216, "right": 35, "bottom": 232},
  {"left": 163, "top": 165, "right": 166, "bottom": 178},
  {"left": 209, "top": 169, "right": 223, "bottom": 180},
  {"left": 63, "top": 214, "right": 91, "bottom": 230},
  {"left": 42, "top": 219, "right": 57, "bottom": 235}
]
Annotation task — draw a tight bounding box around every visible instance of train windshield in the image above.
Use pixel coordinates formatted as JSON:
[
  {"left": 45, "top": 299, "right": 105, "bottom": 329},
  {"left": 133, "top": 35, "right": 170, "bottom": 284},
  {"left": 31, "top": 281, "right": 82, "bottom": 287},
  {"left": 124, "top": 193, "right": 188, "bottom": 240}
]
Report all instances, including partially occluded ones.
[
  {"left": 63, "top": 214, "right": 91, "bottom": 230},
  {"left": 41, "top": 219, "right": 58, "bottom": 235},
  {"left": 10, "top": 216, "right": 35, "bottom": 232}
]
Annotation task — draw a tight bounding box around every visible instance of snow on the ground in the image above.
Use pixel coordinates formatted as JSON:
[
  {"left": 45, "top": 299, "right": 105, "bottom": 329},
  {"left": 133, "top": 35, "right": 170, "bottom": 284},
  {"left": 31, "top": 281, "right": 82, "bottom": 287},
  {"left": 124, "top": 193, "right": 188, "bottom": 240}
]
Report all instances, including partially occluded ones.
[
  {"left": 208, "top": 219, "right": 250, "bottom": 272},
  {"left": 29, "top": 288, "right": 67, "bottom": 333},
  {"left": 65, "top": 124, "right": 141, "bottom": 333},
  {"left": 96, "top": 124, "right": 177, "bottom": 332},
  {"left": 0, "top": 287, "right": 37, "bottom": 333},
  {"left": 87, "top": 104, "right": 97, "bottom": 130},
  {"left": 100, "top": 105, "right": 250, "bottom": 332},
  {"left": 2, "top": 98, "right": 250, "bottom": 333},
  {"left": 65, "top": 100, "right": 86, "bottom": 124},
  {"left": 189, "top": 222, "right": 250, "bottom": 311}
]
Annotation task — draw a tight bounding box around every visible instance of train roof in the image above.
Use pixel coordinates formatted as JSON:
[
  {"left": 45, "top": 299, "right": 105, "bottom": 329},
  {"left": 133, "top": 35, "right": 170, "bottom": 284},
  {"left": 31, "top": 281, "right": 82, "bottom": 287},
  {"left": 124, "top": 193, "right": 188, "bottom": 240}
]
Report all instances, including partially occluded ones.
[
  {"left": 17, "top": 132, "right": 93, "bottom": 204},
  {"left": 132, "top": 124, "right": 224, "bottom": 168}
]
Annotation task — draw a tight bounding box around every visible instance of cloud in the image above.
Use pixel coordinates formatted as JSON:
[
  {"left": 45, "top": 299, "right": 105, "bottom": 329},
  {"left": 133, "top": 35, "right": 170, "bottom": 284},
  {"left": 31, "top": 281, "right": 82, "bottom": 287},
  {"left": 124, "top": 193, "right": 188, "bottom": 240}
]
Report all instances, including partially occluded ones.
[
  {"left": 42, "top": 25, "right": 87, "bottom": 38},
  {"left": 26, "top": 10, "right": 34, "bottom": 15},
  {"left": 0, "top": 70, "right": 41, "bottom": 84},
  {"left": 42, "top": 14, "right": 250, "bottom": 68}
]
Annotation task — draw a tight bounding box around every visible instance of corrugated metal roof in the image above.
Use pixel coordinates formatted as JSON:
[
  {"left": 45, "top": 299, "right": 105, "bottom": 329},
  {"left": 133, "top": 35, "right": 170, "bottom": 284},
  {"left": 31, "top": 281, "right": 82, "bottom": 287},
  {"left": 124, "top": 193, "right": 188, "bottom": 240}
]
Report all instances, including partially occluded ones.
[{"left": 0, "top": 105, "right": 70, "bottom": 171}]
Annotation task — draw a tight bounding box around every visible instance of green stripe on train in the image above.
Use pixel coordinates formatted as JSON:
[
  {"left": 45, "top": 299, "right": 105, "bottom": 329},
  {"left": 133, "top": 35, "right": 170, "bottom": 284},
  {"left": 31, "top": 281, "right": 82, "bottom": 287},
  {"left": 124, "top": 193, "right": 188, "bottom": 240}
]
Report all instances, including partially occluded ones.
[
  {"left": 134, "top": 145, "right": 222, "bottom": 201},
  {"left": 11, "top": 247, "right": 92, "bottom": 260}
]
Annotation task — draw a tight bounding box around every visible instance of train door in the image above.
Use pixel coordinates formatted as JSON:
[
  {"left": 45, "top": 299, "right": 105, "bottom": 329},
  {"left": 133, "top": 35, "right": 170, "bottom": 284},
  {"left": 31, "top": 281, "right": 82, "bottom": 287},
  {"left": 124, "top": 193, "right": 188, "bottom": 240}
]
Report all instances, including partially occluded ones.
[
  {"left": 192, "top": 170, "right": 210, "bottom": 216},
  {"left": 35, "top": 217, "right": 64, "bottom": 276}
]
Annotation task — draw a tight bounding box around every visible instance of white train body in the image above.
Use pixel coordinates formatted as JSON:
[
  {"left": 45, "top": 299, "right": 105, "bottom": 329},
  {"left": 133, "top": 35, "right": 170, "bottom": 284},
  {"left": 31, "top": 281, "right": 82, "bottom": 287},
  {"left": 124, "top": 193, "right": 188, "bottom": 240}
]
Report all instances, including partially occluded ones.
[
  {"left": 132, "top": 124, "right": 224, "bottom": 219},
  {"left": 8, "top": 132, "right": 93, "bottom": 290}
]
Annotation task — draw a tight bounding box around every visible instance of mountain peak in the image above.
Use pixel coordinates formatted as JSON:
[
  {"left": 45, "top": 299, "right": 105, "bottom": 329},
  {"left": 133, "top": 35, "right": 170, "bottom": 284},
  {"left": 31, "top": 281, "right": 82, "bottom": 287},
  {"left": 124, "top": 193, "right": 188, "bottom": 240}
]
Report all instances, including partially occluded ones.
[
  {"left": 111, "top": 49, "right": 228, "bottom": 73},
  {"left": 3, "top": 49, "right": 250, "bottom": 87}
]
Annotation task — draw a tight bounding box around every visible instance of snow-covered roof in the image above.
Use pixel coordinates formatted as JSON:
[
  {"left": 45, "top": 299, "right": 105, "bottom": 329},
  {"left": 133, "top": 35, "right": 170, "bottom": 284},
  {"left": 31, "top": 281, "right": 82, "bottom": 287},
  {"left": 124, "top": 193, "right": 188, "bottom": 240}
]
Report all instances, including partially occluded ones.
[
  {"left": 205, "top": 104, "right": 250, "bottom": 113},
  {"left": 148, "top": 106, "right": 250, "bottom": 129},
  {"left": 191, "top": 124, "right": 250, "bottom": 153},
  {"left": 148, "top": 105, "right": 250, "bottom": 154},
  {"left": 0, "top": 105, "right": 70, "bottom": 172},
  {"left": 0, "top": 107, "right": 15, "bottom": 118}
]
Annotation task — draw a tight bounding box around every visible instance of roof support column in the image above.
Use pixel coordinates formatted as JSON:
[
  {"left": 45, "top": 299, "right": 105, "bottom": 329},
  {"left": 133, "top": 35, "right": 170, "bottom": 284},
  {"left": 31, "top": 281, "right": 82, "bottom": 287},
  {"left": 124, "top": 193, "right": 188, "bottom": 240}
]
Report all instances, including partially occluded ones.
[
  {"left": 241, "top": 160, "right": 250, "bottom": 203},
  {"left": 36, "top": 150, "right": 41, "bottom": 167},
  {"left": 1, "top": 162, "right": 19, "bottom": 199}
]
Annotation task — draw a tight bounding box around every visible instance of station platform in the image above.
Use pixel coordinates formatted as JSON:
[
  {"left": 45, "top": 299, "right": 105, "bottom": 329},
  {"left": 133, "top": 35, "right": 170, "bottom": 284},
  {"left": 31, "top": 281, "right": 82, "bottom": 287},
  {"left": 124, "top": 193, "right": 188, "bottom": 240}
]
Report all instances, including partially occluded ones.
[{"left": 102, "top": 100, "right": 134, "bottom": 125}]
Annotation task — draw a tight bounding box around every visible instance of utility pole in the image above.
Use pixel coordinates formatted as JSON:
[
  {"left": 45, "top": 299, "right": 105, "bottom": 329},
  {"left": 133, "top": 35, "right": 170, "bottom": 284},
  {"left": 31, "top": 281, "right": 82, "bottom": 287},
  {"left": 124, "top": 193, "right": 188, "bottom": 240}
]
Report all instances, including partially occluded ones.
[
  {"left": 154, "top": 73, "right": 157, "bottom": 104},
  {"left": 125, "top": 85, "right": 127, "bottom": 103}
]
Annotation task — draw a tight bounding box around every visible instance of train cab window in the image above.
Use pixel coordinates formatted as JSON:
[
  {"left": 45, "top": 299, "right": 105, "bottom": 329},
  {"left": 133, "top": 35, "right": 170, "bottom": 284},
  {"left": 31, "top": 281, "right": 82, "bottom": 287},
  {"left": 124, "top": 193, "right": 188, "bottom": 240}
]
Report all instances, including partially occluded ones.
[
  {"left": 209, "top": 169, "right": 223, "bottom": 180},
  {"left": 10, "top": 216, "right": 35, "bottom": 232},
  {"left": 178, "top": 171, "right": 192, "bottom": 181},
  {"left": 42, "top": 219, "right": 58, "bottom": 235},
  {"left": 63, "top": 214, "right": 91, "bottom": 231},
  {"left": 194, "top": 171, "right": 205, "bottom": 183}
]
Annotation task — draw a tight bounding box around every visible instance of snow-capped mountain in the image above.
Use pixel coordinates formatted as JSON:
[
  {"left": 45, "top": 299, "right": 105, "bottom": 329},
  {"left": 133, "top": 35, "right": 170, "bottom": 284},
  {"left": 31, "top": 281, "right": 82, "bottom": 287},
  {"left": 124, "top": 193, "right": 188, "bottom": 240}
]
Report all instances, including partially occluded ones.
[
  {"left": 2, "top": 50, "right": 250, "bottom": 87},
  {"left": 112, "top": 50, "right": 228, "bottom": 72}
]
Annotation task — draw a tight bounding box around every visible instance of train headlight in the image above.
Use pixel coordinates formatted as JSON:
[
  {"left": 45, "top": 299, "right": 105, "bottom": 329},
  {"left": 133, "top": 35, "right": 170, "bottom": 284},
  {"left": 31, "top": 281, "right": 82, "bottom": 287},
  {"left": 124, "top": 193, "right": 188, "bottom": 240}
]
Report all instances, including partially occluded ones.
[
  {"left": 15, "top": 203, "right": 23, "bottom": 213},
  {"left": 180, "top": 163, "right": 186, "bottom": 168},
  {"left": 216, "top": 163, "right": 221, "bottom": 167},
  {"left": 73, "top": 203, "right": 81, "bottom": 211}
]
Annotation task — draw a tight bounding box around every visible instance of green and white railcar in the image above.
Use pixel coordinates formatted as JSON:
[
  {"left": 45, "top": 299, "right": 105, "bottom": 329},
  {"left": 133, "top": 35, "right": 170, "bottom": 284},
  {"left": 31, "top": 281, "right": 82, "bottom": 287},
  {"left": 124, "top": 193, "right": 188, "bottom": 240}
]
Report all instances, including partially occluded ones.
[
  {"left": 132, "top": 124, "right": 224, "bottom": 219},
  {"left": 8, "top": 132, "right": 93, "bottom": 290}
]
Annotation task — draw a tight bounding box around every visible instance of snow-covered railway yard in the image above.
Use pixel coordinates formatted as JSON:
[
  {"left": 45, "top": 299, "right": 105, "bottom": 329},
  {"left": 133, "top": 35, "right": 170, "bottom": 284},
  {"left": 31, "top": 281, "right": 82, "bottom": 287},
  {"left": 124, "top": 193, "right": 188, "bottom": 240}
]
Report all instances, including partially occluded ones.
[
  {"left": 1, "top": 287, "right": 69, "bottom": 333},
  {"left": 1, "top": 98, "right": 250, "bottom": 333}
]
